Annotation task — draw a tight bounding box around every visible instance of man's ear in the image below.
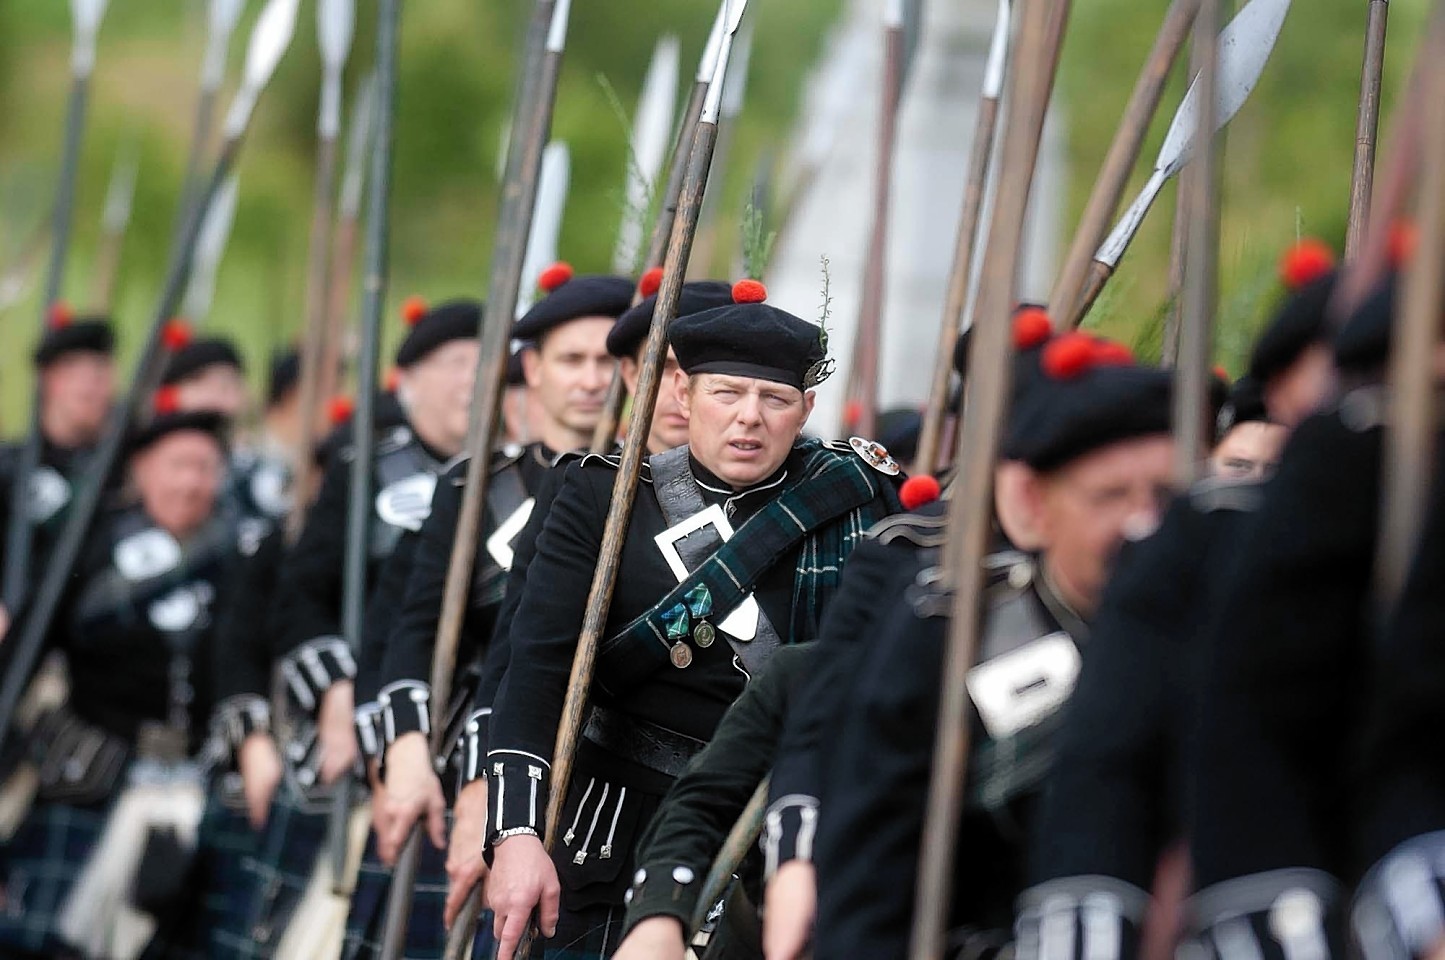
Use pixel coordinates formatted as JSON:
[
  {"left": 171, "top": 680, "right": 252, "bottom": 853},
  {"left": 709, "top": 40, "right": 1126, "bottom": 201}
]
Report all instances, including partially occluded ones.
[
  {"left": 521, "top": 346, "right": 543, "bottom": 390},
  {"left": 618, "top": 356, "right": 641, "bottom": 395},
  {"left": 994, "top": 460, "right": 1046, "bottom": 551},
  {"left": 800, "top": 390, "right": 816, "bottom": 426},
  {"left": 674, "top": 369, "right": 692, "bottom": 416}
]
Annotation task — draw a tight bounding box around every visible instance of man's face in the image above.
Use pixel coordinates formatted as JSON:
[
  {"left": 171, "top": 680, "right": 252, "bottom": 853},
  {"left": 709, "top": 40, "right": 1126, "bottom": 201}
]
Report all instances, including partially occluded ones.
[
  {"left": 1264, "top": 343, "right": 1334, "bottom": 428},
  {"left": 177, "top": 365, "right": 250, "bottom": 419},
  {"left": 399, "top": 339, "right": 480, "bottom": 453},
  {"left": 620, "top": 349, "right": 688, "bottom": 452},
  {"left": 677, "top": 371, "right": 814, "bottom": 488},
  {"left": 40, "top": 352, "right": 114, "bottom": 441},
  {"left": 1211, "top": 421, "right": 1287, "bottom": 481},
  {"left": 523, "top": 318, "right": 616, "bottom": 435},
  {"left": 132, "top": 432, "right": 225, "bottom": 536},
  {"left": 1024, "top": 434, "right": 1175, "bottom": 617}
]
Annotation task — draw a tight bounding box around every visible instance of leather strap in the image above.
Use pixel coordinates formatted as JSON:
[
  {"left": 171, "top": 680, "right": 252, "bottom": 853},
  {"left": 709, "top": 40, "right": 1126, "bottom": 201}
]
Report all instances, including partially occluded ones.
[
  {"left": 582, "top": 704, "right": 706, "bottom": 778},
  {"left": 649, "top": 447, "right": 781, "bottom": 674}
]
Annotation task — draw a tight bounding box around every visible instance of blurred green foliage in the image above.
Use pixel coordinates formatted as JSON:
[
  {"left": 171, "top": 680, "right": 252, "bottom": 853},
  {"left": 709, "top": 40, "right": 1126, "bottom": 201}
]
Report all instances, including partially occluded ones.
[
  {"left": 0, "top": 0, "right": 841, "bottom": 434},
  {"left": 0, "top": 0, "right": 1434, "bottom": 433},
  {"left": 1058, "top": 0, "right": 1429, "bottom": 370}
]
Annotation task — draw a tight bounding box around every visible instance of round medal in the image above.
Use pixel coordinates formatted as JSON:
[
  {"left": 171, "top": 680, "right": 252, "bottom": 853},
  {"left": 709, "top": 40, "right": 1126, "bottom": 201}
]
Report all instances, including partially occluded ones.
[
  {"left": 670, "top": 642, "right": 693, "bottom": 669},
  {"left": 694, "top": 622, "right": 716, "bottom": 648}
]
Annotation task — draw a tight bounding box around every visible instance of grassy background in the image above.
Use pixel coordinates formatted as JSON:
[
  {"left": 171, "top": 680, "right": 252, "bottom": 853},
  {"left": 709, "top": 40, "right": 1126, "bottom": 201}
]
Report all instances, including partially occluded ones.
[{"left": 0, "top": 0, "right": 1432, "bottom": 434}]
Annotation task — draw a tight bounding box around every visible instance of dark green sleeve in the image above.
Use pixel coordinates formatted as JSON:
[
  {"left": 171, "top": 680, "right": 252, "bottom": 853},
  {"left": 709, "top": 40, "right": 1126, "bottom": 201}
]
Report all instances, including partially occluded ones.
[{"left": 619, "top": 643, "right": 814, "bottom": 937}]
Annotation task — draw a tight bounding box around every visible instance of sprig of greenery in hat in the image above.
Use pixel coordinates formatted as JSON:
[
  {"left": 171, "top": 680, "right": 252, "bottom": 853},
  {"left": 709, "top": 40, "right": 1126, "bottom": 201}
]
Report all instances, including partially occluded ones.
[
  {"left": 597, "top": 73, "right": 662, "bottom": 276},
  {"left": 740, "top": 199, "right": 776, "bottom": 282},
  {"left": 817, "top": 254, "right": 832, "bottom": 354}
]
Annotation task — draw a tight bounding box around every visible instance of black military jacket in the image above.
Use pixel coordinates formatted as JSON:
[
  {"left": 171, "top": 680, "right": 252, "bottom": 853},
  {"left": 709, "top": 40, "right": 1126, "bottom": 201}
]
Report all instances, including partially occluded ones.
[
  {"left": 811, "top": 522, "right": 1087, "bottom": 960},
  {"left": 0, "top": 435, "right": 97, "bottom": 604},
  {"left": 486, "top": 440, "right": 900, "bottom": 909},
  {"left": 6, "top": 501, "right": 239, "bottom": 805},
  {"left": 1187, "top": 389, "right": 1407, "bottom": 955},
  {"left": 1018, "top": 477, "right": 1264, "bottom": 957},
  {"left": 366, "top": 442, "right": 554, "bottom": 763},
  {"left": 266, "top": 422, "right": 457, "bottom": 721}
]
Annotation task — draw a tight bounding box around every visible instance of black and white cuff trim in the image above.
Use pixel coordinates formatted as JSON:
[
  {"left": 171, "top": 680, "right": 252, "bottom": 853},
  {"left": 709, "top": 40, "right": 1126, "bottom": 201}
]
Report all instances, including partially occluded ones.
[
  {"left": 622, "top": 862, "right": 701, "bottom": 934},
  {"left": 1189, "top": 868, "right": 1342, "bottom": 960},
  {"left": 378, "top": 680, "right": 431, "bottom": 744},
  {"left": 1014, "top": 876, "right": 1150, "bottom": 960},
  {"left": 763, "top": 794, "right": 819, "bottom": 878},
  {"left": 212, "top": 694, "right": 272, "bottom": 757},
  {"left": 280, "top": 636, "right": 357, "bottom": 712},
  {"left": 1354, "top": 831, "right": 1445, "bottom": 960},
  {"left": 486, "top": 750, "right": 550, "bottom": 845},
  {"left": 354, "top": 701, "right": 384, "bottom": 760},
  {"left": 459, "top": 708, "right": 492, "bottom": 787}
]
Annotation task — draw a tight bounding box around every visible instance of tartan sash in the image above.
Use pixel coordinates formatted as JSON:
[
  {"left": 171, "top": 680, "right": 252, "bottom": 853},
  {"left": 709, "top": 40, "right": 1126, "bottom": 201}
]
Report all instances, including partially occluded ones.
[{"left": 597, "top": 440, "right": 895, "bottom": 688}]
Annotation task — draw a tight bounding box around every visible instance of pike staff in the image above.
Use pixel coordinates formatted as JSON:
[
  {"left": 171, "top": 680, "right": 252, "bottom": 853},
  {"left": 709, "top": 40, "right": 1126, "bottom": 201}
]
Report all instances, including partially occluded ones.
[
  {"left": 1047, "top": 0, "right": 1201, "bottom": 327},
  {"left": 0, "top": 0, "right": 301, "bottom": 752},
  {"left": 590, "top": 4, "right": 731, "bottom": 453},
  {"left": 841, "top": 0, "right": 907, "bottom": 440},
  {"left": 1377, "top": 3, "right": 1445, "bottom": 603},
  {"left": 322, "top": 72, "right": 378, "bottom": 407},
  {"left": 2, "top": 0, "right": 110, "bottom": 613},
  {"left": 1346, "top": 0, "right": 1391, "bottom": 260},
  {"left": 290, "top": 0, "right": 357, "bottom": 539},
  {"left": 1063, "top": 0, "right": 1292, "bottom": 329},
  {"left": 908, "top": 0, "right": 1068, "bottom": 957},
  {"left": 378, "top": 1, "right": 575, "bottom": 955},
  {"left": 1173, "top": 0, "right": 1224, "bottom": 485},
  {"left": 914, "top": 0, "right": 1012, "bottom": 476}
]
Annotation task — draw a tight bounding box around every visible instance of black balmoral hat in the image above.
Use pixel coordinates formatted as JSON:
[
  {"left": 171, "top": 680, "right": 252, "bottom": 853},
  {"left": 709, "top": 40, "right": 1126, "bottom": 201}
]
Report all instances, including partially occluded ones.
[
  {"left": 512, "top": 262, "right": 634, "bottom": 343},
  {"left": 128, "top": 411, "right": 230, "bottom": 458},
  {"left": 162, "top": 336, "right": 245, "bottom": 385},
  {"left": 1248, "top": 240, "right": 1338, "bottom": 385},
  {"left": 394, "top": 297, "right": 482, "bottom": 368},
  {"left": 33, "top": 305, "right": 115, "bottom": 368},
  {"left": 669, "top": 280, "right": 832, "bottom": 391},
  {"left": 608, "top": 279, "right": 734, "bottom": 358}
]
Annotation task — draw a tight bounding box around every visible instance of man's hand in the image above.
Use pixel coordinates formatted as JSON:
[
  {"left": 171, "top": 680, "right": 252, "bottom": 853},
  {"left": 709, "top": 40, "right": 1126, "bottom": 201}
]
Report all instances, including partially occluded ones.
[
  {"left": 317, "top": 680, "right": 358, "bottom": 784},
  {"left": 488, "top": 832, "right": 560, "bottom": 960},
  {"left": 378, "top": 732, "right": 446, "bottom": 864},
  {"left": 367, "top": 760, "right": 395, "bottom": 838},
  {"left": 444, "top": 778, "right": 490, "bottom": 929},
  {"left": 763, "top": 861, "right": 816, "bottom": 960},
  {"left": 238, "top": 732, "right": 284, "bottom": 830},
  {"left": 611, "top": 916, "right": 687, "bottom": 960}
]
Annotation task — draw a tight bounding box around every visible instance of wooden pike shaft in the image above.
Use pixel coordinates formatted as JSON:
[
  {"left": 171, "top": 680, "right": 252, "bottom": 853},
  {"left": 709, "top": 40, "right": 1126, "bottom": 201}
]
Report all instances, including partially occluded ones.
[
  {"left": 1051, "top": 0, "right": 1200, "bottom": 327},
  {"left": 3, "top": 73, "right": 91, "bottom": 611},
  {"left": 288, "top": 132, "right": 341, "bottom": 541},
  {"left": 908, "top": 1, "right": 1069, "bottom": 957},
  {"left": 843, "top": 17, "right": 905, "bottom": 440},
  {"left": 1173, "top": 0, "right": 1222, "bottom": 485},
  {"left": 690, "top": 778, "right": 770, "bottom": 936},
  {"left": 590, "top": 78, "right": 711, "bottom": 454},
  {"left": 1160, "top": 164, "right": 1193, "bottom": 366},
  {"left": 381, "top": 3, "right": 564, "bottom": 956},
  {"left": 1377, "top": 4, "right": 1445, "bottom": 603},
  {"left": 1345, "top": 0, "right": 1390, "bottom": 261},
  {"left": 914, "top": 93, "right": 1002, "bottom": 476}
]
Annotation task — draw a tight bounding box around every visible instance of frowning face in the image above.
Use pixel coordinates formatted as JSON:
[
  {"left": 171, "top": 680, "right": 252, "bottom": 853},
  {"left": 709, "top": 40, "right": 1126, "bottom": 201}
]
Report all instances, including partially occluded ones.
[{"left": 678, "top": 371, "right": 814, "bottom": 488}]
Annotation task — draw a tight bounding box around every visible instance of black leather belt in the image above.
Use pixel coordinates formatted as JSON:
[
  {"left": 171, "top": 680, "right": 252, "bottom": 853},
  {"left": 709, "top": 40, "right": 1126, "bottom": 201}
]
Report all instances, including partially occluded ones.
[{"left": 582, "top": 705, "right": 705, "bottom": 779}]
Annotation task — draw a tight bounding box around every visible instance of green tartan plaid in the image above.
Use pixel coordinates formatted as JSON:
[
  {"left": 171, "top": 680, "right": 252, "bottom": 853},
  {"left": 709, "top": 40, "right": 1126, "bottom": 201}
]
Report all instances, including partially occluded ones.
[
  {"left": 0, "top": 798, "right": 110, "bottom": 955},
  {"left": 600, "top": 439, "right": 900, "bottom": 682}
]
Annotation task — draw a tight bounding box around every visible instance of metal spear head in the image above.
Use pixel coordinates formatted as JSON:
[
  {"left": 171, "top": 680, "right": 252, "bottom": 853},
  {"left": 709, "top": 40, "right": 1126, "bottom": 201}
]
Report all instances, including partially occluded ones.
[
  {"left": 1155, "top": 0, "right": 1293, "bottom": 177},
  {"left": 182, "top": 173, "right": 241, "bottom": 321},
  {"left": 318, "top": 0, "right": 356, "bottom": 73},
  {"left": 340, "top": 72, "right": 378, "bottom": 218},
  {"left": 696, "top": 2, "right": 729, "bottom": 84},
  {"left": 614, "top": 36, "right": 680, "bottom": 272},
  {"left": 981, "top": 0, "right": 1012, "bottom": 101},
  {"left": 701, "top": 0, "right": 752, "bottom": 124},
  {"left": 202, "top": 0, "right": 247, "bottom": 92},
  {"left": 210, "top": 0, "right": 246, "bottom": 37},
  {"left": 721, "top": 17, "right": 755, "bottom": 119},
  {"left": 547, "top": 0, "right": 574, "bottom": 54},
  {"left": 223, "top": 0, "right": 301, "bottom": 139},
  {"left": 70, "top": 0, "right": 111, "bottom": 78},
  {"left": 519, "top": 143, "right": 572, "bottom": 317}
]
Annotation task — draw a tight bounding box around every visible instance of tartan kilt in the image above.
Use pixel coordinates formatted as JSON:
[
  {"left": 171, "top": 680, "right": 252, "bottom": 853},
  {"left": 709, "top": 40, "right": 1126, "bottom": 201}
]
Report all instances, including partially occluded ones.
[
  {"left": 340, "top": 816, "right": 500, "bottom": 960},
  {"left": 177, "top": 793, "right": 265, "bottom": 958},
  {"left": 0, "top": 797, "right": 110, "bottom": 955},
  {"left": 212, "top": 783, "right": 331, "bottom": 959}
]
